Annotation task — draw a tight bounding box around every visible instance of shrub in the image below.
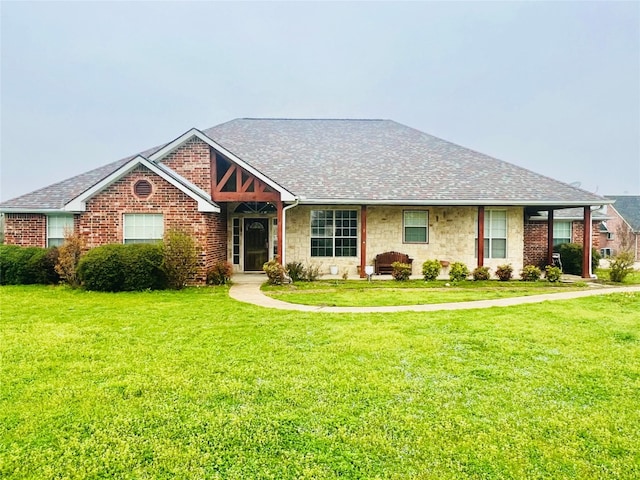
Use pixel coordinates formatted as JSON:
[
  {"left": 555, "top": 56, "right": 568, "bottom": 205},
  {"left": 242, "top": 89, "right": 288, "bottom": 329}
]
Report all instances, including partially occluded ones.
[
  {"left": 520, "top": 265, "right": 542, "bottom": 281},
  {"left": 472, "top": 266, "right": 491, "bottom": 281},
  {"left": 609, "top": 251, "right": 635, "bottom": 283},
  {"left": 556, "top": 243, "right": 601, "bottom": 276},
  {"left": 285, "top": 261, "right": 305, "bottom": 282},
  {"left": 303, "top": 262, "right": 322, "bottom": 282},
  {"left": 421, "top": 259, "right": 441, "bottom": 281},
  {"left": 545, "top": 265, "right": 562, "bottom": 283},
  {"left": 391, "top": 261, "right": 412, "bottom": 281},
  {"left": 263, "top": 258, "right": 286, "bottom": 285},
  {"left": 0, "top": 245, "right": 59, "bottom": 285},
  {"left": 207, "top": 261, "right": 233, "bottom": 285},
  {"left": 449, "top": 262, "right": 469, "bottom": 282},
  {"left": 162, "top": 229, "right": 198, "bottom": 290},
  {"left": 78, "top": 243, "right": 165, "bottom": 292},
  {"left": 55, "top": 232, "right": 85, "bottom": 288},
  {"left": 495, "top": 264, "right": 513, "bottom": 281}
]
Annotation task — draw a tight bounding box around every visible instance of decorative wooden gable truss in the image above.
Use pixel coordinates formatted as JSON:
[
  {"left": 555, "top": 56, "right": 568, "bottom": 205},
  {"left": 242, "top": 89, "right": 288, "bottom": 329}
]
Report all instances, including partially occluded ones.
[{"left": 211, "top": 152, "right": 280, "bottom": 202}]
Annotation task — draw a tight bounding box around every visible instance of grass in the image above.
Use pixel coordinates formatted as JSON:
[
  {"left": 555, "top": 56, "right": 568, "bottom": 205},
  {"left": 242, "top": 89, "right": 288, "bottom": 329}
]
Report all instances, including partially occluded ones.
[
  {"left": 1, "top": 285, "right": 639, "bottom": 479},
  {"left": 263, "top": 279, "right": 591, "bottom": 307},
  {"left": 595, "top": 268, "right": 640, "bottom": 285}
]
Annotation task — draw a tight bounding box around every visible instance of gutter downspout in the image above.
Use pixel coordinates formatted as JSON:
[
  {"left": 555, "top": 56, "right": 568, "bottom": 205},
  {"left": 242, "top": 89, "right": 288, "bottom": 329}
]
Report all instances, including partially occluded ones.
[{"left": 281, "top": 199, "right": 299, "bottom": 266}]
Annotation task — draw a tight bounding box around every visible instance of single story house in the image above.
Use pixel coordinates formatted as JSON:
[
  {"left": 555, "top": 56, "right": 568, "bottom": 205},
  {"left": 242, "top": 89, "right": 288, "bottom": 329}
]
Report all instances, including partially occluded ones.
[
  {"left": 1, "top": 118, "right": 611, "bottom": 280},
  {"left": 599, "top": 196, "right": 640, "bottom": 260}
]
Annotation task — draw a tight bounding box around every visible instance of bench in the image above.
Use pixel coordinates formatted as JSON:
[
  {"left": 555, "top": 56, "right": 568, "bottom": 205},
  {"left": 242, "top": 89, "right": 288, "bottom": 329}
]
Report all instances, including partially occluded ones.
[{"left": 374, "top": 251, "right": 414, "bottom": 275}]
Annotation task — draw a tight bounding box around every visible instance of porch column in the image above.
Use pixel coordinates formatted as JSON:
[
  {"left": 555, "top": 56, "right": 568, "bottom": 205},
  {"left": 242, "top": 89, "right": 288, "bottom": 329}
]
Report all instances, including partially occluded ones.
[
  {"left": 547, "top": 209, "right": 554, "bottom": 265},
  {"left": 477, "top": 206, "right": 485, "bottom": 267},
  {"left": 360, "top": 205, "right": 367, "bottom": 278},
  {"left": 582, "top": 206, "right": 592, "bottom": 278},
  {"left": 276, "top": 201, "right": 283, "bottom": 263}
]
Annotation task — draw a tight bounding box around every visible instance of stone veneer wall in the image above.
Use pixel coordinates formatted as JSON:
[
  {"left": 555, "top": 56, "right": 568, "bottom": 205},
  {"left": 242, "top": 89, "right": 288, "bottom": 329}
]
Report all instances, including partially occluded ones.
[
  {"left": 3, "top": 213, "right": 46, "bottom": 246},
  {"left": 284, "top": 205, "right": 524, "bottom": 278}
]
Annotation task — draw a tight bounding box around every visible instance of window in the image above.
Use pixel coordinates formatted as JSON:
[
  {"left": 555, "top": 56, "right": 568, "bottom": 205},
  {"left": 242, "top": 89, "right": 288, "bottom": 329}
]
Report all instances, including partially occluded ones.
[
  {"left": 123, "top": 214, "right": 163, "bottom": 244},
  {"left": 553, "top": 221, "right": 572, "bottom": 247},
  {"left": 310, "top": 210, "right": 357, "bottom": 257},
  {"left": 403, "top": 211, "right": 428, "bottom": 243},
  {"left": 232, "top": 218, "right": 240, "bottom": 265},
  {"left": 47, "top": 215, "right": 74, "bottom": 247},
  {"left": 483, "top": 210, "right": 507, "bottom": 258}
]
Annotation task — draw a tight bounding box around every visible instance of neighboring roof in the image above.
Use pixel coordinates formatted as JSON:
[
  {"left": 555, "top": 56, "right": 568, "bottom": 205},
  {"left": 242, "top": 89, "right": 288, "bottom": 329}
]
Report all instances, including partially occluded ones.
[
  {"left": 529, "top": 207, "right": 608, "bottom": 221},
  {"left": 606, "top": 196, "right": 640, "bottom": 231},
  {"left": 1, "top": 118, "right": 610, "bottom": 211}
]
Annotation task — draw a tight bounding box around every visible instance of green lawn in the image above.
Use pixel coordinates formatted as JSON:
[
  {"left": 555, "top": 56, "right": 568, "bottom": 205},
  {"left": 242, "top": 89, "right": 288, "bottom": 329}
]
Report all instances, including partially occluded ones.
[
  {"left": 2, "top": 286, "right": 639, "bottom": 479},
  {"left": 262, "top": 280, "right": 591, "bottom": 307}
]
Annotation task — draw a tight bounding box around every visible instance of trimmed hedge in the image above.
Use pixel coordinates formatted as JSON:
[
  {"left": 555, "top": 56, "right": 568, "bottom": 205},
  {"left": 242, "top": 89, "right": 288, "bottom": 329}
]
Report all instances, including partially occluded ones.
[
  {"left": 78, "top": 243, "right": 166, "bottom": 292},
  {"left": 555, "top": 243, "right": 601, "bottom": 276},
  {"left": 0, "top": 245, "right": 59, "bottom": 285}
]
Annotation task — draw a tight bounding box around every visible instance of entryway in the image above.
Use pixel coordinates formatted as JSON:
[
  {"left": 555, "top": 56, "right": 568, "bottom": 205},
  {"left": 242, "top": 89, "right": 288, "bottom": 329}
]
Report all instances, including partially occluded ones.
[{"left": 243, "top": 218, "right": 269, "bottom": 271}]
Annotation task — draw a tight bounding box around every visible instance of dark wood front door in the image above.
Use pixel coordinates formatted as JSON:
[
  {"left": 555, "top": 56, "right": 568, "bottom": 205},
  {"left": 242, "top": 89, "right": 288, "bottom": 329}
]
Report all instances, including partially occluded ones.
[{"left": 244, "top": 218, "right": 269, "bottom": 271}]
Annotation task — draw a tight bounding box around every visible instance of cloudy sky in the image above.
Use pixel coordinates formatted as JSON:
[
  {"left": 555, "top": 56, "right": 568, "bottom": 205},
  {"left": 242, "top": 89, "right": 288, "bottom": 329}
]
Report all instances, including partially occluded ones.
[{"left": 1, "top": 1, "right": 639, "bottom": 202}]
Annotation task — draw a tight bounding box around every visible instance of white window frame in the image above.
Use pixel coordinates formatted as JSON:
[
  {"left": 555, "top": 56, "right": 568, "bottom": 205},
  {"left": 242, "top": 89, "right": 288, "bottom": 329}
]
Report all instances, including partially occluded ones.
[
  {"left": 123, "top": 214, "right": 164, "bottom": 244},
  {"left": 484, "top": 210, "right": 507, "bottom": 259},
  {"left": 553, "top": 221, "right": 572, "bottom": 247},
  {"left": 403, "top": 210, "right": 429, "bottom": 244},
  {"left": 310, "top": 209, "right": 358, "bottom": 257},
  {"left": 47, "top": 215, "right": 74, "bottom": 247}
]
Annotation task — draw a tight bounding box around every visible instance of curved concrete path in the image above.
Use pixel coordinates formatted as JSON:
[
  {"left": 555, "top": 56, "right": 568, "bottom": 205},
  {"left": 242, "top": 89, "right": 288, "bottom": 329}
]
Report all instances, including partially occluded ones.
[{"left": 229, "top": 273, "right": 640, "bottom": 313}]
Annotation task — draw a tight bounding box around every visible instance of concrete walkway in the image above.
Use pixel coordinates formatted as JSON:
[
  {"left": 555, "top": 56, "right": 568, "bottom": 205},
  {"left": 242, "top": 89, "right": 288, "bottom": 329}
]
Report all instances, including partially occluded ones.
[{"left": 229, "top": 273, "right": 640, "bottom": 313}]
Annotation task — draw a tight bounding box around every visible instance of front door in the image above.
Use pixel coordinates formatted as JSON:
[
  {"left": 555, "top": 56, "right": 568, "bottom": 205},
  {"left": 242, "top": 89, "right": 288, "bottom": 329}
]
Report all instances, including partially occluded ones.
[{"left": 244, "top": 218, "right": 269, "bottom": 271}]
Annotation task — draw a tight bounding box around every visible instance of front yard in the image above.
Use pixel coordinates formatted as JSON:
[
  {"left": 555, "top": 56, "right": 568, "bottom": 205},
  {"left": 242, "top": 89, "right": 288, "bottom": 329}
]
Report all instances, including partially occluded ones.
[{"left": 1, "top": 285, "right": 639, "bottom": 479}]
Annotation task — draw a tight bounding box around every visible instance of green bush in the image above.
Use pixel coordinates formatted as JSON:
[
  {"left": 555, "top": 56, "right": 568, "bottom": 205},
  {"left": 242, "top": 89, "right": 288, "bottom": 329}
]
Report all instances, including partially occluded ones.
[
  {"left": 391, "top": 261, "right": 412, "bottom": 281},
  {"left": 472, "top": 266, "right": 491, "bottom": 281},
  {"left": 162, "top": 229, "right": 198, "bottom": 290},
  {"left": 495, "top": 264, "right": 513, "bottom": 281},
  {"left": 545, "top": 265, "right": 562, "bottom": 283},
  {"left": 609, "top": 251, "right": 635, "bottom": 282},
  {"left": 0, "top": 245, "right": 59, "bottom": 285},
  {"left": 421, "top": 259, "right": 441, "bottom": 281},
  {"left": 207, "top": 261, "right": 233, "bottom": 285},
  {"left": 556, "top": 243, "right": 601, "bottom": 276},
  {"left": 285, "top": 262, "right": 305, "bottom": 282},
  {"left": 449, "top": 262, "right": 469, "bottom": 282},
  {"left": 78, "top": 243, "right": 165, "bottom": 292},
  {"left": 263, "top": 258, "right": 286, "bottom": 285},
  {"left": 520, "top": 265, "right": 542, "bottom": 282}
]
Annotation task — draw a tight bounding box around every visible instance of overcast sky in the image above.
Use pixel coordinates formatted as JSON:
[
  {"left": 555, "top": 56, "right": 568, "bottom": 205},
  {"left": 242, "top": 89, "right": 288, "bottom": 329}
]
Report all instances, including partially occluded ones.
[{"left": 1, "top": 1, "right": 639, "bottom": 202}]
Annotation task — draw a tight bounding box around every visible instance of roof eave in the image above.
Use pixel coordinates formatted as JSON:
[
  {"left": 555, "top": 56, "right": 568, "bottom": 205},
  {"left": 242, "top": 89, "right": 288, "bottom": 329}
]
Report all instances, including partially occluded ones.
[{"left": 295, "top": 198, "right": 614, "bottom": 207}]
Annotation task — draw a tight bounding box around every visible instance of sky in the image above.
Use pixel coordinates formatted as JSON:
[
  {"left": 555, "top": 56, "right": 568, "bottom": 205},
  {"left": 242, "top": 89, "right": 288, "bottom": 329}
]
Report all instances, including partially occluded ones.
[{"left": 1, "top": 1, "right": 639, "bottom": 202}]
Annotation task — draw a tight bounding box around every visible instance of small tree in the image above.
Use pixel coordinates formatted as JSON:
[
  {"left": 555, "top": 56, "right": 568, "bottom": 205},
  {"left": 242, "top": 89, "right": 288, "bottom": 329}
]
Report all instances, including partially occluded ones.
[
  {"left": 55, "top": 230, "right": 85, "bottom": 288},
  {"left": 609, "top": 251, "right": 635, "bottom": 283},
  {"left": 162, "top": 229, "right": 198, "bottom": 290}
]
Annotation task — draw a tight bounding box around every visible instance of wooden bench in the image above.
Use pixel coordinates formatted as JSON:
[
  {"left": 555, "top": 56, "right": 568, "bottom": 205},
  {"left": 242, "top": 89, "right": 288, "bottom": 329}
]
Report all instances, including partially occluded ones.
[{"left": 374, "top": 251, "right": 413, "bottom": 275}]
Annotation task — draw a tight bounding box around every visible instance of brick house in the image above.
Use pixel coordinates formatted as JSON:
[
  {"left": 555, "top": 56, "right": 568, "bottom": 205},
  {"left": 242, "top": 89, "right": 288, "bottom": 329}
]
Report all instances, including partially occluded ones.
[
  {"left": 1, "top": 118, "right": 611, "bottom": 280},
  {"left": 599, "top": 196, "right": 640, "bottom": 260}
]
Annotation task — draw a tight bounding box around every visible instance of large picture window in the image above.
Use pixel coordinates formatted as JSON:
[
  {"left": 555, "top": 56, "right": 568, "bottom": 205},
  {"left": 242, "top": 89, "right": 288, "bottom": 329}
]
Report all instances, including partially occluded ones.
[
  {"left": 310, "top": 210, "right": 357, "bottom": 257},
  {"left": 47, "top": 215, "right": 74, "bottom": 247},
  {"left": 403, "top": 210, "right": 428, "bottom": 243},
  {"left": 553, "top": 221, "right": 572, "bottom": 247},
  {"left": 123, "top": 214, "right": 163, "bottom": 244},
  {"left": 483, "top": 210, "right": 507, "bottom": 258}
]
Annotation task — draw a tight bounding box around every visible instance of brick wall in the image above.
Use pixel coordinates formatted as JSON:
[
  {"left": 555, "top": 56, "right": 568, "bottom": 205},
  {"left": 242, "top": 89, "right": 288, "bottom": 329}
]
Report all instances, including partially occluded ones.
[
  {"left": 79, "top": 165, "right": 225, "bottom": 282},
  {"left": 524, "top": 219, "right": 601, "bottom": 267},
  {"left": 162, "top": 137, "right": 211, "bottom": 192},
  {"left": 4, "top": 213, "right": 46, "bottom": 246}
]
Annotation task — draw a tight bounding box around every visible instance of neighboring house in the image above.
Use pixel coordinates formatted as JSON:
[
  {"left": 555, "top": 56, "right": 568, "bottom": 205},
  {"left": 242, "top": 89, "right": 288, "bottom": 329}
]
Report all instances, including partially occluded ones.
[
  {"left": 0, "top": 118, "right": 611, "bottom": 280},
  {"left": 525, "top": 207, "right": 607, "bottom": 267},
  {"left": 599, "top": 196, "right": 640, "bottom": 260}
]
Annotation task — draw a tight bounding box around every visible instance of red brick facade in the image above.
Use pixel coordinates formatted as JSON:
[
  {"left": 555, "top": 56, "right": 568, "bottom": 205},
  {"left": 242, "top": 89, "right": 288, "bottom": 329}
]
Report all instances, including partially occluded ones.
[
  {"left": 523, "top": 219, "right": 601, "bottom": 267},
  {"left": 162, "top": 137, "right": 211, "bottom": 192},
  {"left": 4, "top": 214, "right": 46, "bottom": 246}
]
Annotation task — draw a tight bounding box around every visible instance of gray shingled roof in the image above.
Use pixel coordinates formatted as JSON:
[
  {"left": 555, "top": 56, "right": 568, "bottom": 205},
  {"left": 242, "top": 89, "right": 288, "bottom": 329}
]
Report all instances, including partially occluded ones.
[
  {"left": 607, "top": 195, "right": 640, "bottom": 231},
  {"left": 204, "top": 119, "right": 607, "bottom": 204},
  {"left": 2, "top": 118, "right": 608, "bottom": 210}
]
